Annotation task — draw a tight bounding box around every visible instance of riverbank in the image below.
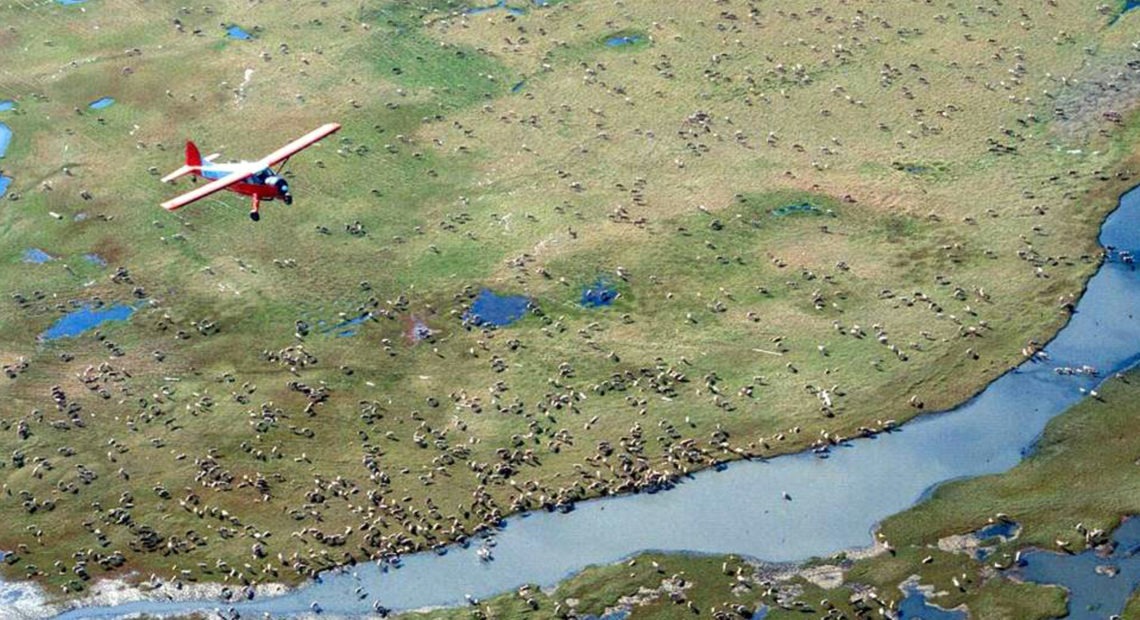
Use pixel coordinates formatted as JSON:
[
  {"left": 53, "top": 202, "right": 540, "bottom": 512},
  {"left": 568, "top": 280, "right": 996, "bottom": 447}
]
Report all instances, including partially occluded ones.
[{"left": 394, "top": 369, "right": 1140, "bottom": 619}]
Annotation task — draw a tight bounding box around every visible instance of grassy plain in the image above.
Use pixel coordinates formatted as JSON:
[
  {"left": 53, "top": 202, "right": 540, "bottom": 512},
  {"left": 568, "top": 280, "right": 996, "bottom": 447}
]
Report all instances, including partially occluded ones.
[
  {"left": 0, "top": 0, "right": 1138, "bottom": 606},
  {"left": 400, "top": 366, "right": 1140, "bottom": 620}
]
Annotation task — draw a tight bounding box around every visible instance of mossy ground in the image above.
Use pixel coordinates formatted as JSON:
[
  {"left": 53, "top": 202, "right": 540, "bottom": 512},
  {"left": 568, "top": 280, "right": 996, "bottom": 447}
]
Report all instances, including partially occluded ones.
[{"left": 0, "top": 0, "right": 1138, "bottom": 607}]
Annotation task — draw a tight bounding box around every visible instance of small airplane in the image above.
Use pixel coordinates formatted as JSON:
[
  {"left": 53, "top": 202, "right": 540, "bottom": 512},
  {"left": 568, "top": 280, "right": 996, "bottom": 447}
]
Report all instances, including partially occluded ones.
[{"left": 160, "top": 123, "right": 341, "bottom": 221}]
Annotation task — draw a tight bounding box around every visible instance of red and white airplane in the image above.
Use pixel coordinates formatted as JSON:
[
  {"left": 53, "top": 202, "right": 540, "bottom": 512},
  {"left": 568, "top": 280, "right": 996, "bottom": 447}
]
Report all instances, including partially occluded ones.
[{"left": 160, "top": 123, "right": 340, "bottom": 221}]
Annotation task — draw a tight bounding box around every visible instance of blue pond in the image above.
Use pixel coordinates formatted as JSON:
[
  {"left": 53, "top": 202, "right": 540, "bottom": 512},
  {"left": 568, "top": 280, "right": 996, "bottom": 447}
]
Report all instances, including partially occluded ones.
[
  {"left": 83, "top": 253, "right": 107, "bottom": 267},
  {"left": 898, "top": 585, "right": 965, "bottom": 620},
  {"left": 40, "top": 305, "right": 135, "bottom": 340},
  {"left": 581, "top": 278, "right": 618, "bottom": 307},
  {"left": 0, "top": 122, "right": 11, "bottom": 158},
  {"left": 511, "top": 80, "right": 526, "bottom": 93},
  {"left": 22, "top": 248, "right": 52, "bottom": 264},
  {"left": 88, "top": 97, "right": 115, "bottom": 110},
  {"left": 464, "top": 289, "right": 530, "bottom": 327},
  {"left": 0, "top": 100, "right": 14, "bottom": 112},
  {"left": 410, "top": 318, "right": 433, "bottom": 342},
  {"left": 226, "top": 25, "right": 253, "bottom": 40},
  {"left": 1017, "top": 517, "right": 1140, "bottom": 619},
  {"left": 467, "top": 1, "right": 526, "bottom": 15},
  {"left": 320, "top": 314, "right": 368, "bottom": 337},
  {"left": 772, "top": 202, "right": 823, "bottom": 217},
  {"left": 605, "top": 34, "right": 643, "bottom": 47},
  {"left": 56, "top": 0, "right": 86, "bottom": 4},
  {"left": 976, "top": 521, "right": 1020, "bottom": 541},
  {"left": 0, "top": 177, "right": 10, "bottom": 199}
]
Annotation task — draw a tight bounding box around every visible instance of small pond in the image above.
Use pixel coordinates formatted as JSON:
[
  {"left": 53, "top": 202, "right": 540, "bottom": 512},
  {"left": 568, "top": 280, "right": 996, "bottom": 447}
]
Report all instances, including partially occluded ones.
[
  {"left": 467, "top": 1, "right": 526, "bottom": 15},
  {"left": 581, "top": 278, "right": 618, "bottom": 307},
  {"left": 772, "top": 202, "right": 825, "bottom": 217},
  {"left": 226, "top": 25, "right": 253, "bottom": 40},
  {"left": 22, "top": 248, "right": 52, "bottom": 264},
  {"left": 83, "top": 253, "right": 107, "bottom": 267},
  {"left": 605, "top": 34, "right": 643, "bottom": 47},
  {"left": 464, "top": 289, "right": 530, "bottom": 327},
  {"left": 40, "top": 304, "right": 135, "bottom": 340},
  {"left": 88, "top": 97, "right": 115, "bottom": 110},
  {"left": 1016, "top": 517, "right": 1140, "bottom": 620},
  {"left": 897, "top": 584, "right": 965, "bottom": 619},
  {"left": 0, "top": 122, "right": 11, "bottom": 158},
  {"left": 0, "top": 100, "right": 14, "bottom": 112}
]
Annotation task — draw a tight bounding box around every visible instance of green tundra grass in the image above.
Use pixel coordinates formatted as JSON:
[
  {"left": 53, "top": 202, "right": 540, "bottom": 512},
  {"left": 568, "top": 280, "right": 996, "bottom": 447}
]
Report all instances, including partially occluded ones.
[
  {"left": 399, "top": 367, "right": 1140, "bottom": 620},
  {"left": 0, "top": 0, "right": 1138, "bottom": 605}
]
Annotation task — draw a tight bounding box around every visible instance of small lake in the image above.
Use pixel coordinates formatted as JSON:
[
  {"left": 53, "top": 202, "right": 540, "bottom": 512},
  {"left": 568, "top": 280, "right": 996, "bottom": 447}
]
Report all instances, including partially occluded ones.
[
  {"left": 22, "top": 248, "right": 52, "bottom": 264},
  {"left": 0, "top": 177, "right": 10, "bottom": 199},
  {"left": 581, "top": 278, "right": 618, "bottom": 307},
  {"left": 464, "top": 289, "right": 530, "bottom": 327},
  {"left": 897, "top": 585, "right": 965, "bottom": 620},
  {"left": 88, "top": 97, "right": 114, "bottom": 110},
  {"left": 82, "top": 253, "right": 107, "bottom": 267},
  {"left": 226, "top": 25, "right": 253, "bottom": 40},
  {"left": 467, "top": 1, "right": 526, "bottom": 16},
  {"left": 605, "top": 34, "right": 643, "bottom": 47},
  {"left": 42, "top": 186, "right": 1140, "bottom": 618},
  {"left": 40, "top": 305, "right": 135, "bottom": 341},
  {"left": 0, "top": 100, "right": 14, "bottom": 112},
  {"left": 1016, "top": 517, "right": 1140, "bottom": 619},
  {"left": 772, "top": 202, "right": 825, "bottom": 217},
  {"left": 0, "top": 122, "right": 11, "bottom": 158}
]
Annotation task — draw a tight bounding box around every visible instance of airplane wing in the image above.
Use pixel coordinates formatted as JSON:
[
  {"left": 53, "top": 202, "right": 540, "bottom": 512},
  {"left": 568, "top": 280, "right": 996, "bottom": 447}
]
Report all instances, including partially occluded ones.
[
  {"left": 160, "top": 165, "right": 258, "bottom": 211},
  {"left": 258, "top": 123, "right": 341, "bottom": 168}
]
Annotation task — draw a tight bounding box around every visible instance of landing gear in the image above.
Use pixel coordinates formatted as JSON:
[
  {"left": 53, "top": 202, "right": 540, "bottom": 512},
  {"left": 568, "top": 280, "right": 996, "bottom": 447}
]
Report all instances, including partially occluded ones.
[
  {"left": 249, "top": 194, "right": 261, "bottom": 222},
  {"left": 249, "top": 211, "right": 260, "bottom": 222},
  {"left": 284, "top": 194, "right": 293, "bottom": 206}
]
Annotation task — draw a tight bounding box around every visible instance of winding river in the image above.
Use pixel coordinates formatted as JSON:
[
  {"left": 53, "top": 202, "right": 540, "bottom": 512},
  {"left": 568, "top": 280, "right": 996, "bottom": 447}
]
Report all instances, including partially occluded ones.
[{"left": 44, "top": 185, "right": 1140, "bottom": 618}]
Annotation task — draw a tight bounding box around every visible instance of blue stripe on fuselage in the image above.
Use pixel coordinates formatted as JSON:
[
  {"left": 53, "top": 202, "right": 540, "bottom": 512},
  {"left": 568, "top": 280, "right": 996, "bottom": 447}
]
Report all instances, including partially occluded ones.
[{"left": 199, "top": 166, "right": 275, "bottom": 183}]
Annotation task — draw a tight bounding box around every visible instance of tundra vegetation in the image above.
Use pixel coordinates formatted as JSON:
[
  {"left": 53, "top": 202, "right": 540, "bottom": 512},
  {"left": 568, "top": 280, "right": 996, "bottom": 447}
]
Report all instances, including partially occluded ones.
[
  {"left": 400, "top": 367, "right": 1140, "bottom": 620},
  {"left": 0, "top": 0, "right": 1138, "bottom": 612}
]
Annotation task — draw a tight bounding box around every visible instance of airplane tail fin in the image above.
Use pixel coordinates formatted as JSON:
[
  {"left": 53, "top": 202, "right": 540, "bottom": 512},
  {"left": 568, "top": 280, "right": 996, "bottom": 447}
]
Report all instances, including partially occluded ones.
[
  {"left": 161, "top": 141, "right": 206, "bottom": 183},
  {"left": 185, "top": 140, "right": 202, "bottom": 167}
]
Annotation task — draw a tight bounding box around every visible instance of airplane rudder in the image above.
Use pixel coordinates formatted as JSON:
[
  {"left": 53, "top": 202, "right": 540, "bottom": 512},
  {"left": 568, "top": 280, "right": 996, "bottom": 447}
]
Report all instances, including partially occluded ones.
[{"left": 185, "top": 140, "right": 202, "bottom": 167}]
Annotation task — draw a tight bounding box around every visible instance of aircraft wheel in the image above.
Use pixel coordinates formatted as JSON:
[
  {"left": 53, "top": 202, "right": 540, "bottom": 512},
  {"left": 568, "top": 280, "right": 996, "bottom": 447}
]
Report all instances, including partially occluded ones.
[{"left": 250, "top": 211, "right": 260, "bottom": 222}]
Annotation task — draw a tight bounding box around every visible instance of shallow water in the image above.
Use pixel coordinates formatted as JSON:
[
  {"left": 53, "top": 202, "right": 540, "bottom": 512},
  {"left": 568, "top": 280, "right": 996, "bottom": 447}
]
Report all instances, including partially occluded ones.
[
  {"left": 976, "top": 521, "right": 1020, "bottom": 541},
  {"left": 581, "top": 278, "right": 618, "bottom": 307},
  {"left": 466, "top": 1, "right": 526, "bottom": 16},
  {"left": 82, "top": 253, "right": 107, "bottom": 267},
  {"left": 897, "top": 585, "right": 965, "bottom": 620},
  {"left": 88, "top": 97, "right": 114, "bottom": 110},
  {"left": 605, "top": 34, "right": 642, "bottom": 47},
  {"left": 0, "top": 122, "right": 11, "bottom": 158},
  {"left": 0, "top": 177, "right": 11, "bottom": 199},
  {"left": 0, "top": 100, "right": 13, "bottom": 112},
  {"left": 22, "top": 248, "right": 52, "bottom": 264},
  {"left": 40, "top": 305, "right": 135, "bottom": 340},
  {"left": 226, "top": 25, "right": 253, "bottom": 40},
  {"left": 464, "top": 289, "right": 530, "bottom": 326},
  {"left": 771, "top": 202, "right": 823, "bottom": 217},
  {"left": 49, "top": 185, "right": 1140, "bottom": 618},
  {"left": 1017, "top": 518, "right": 1140, "bottom": 619}
]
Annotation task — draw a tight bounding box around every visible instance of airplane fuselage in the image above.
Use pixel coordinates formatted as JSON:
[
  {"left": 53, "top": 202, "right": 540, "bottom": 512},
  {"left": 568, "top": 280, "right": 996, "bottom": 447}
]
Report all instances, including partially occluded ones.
[{"left": 195, "top": 162, "right": 292, "bottom": 205}]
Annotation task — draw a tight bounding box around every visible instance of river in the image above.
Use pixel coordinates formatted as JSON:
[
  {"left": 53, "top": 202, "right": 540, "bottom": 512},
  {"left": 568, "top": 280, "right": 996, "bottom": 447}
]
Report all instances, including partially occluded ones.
[{"left": 43, "top": 185, "right": 1140, "bottom": 617}]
